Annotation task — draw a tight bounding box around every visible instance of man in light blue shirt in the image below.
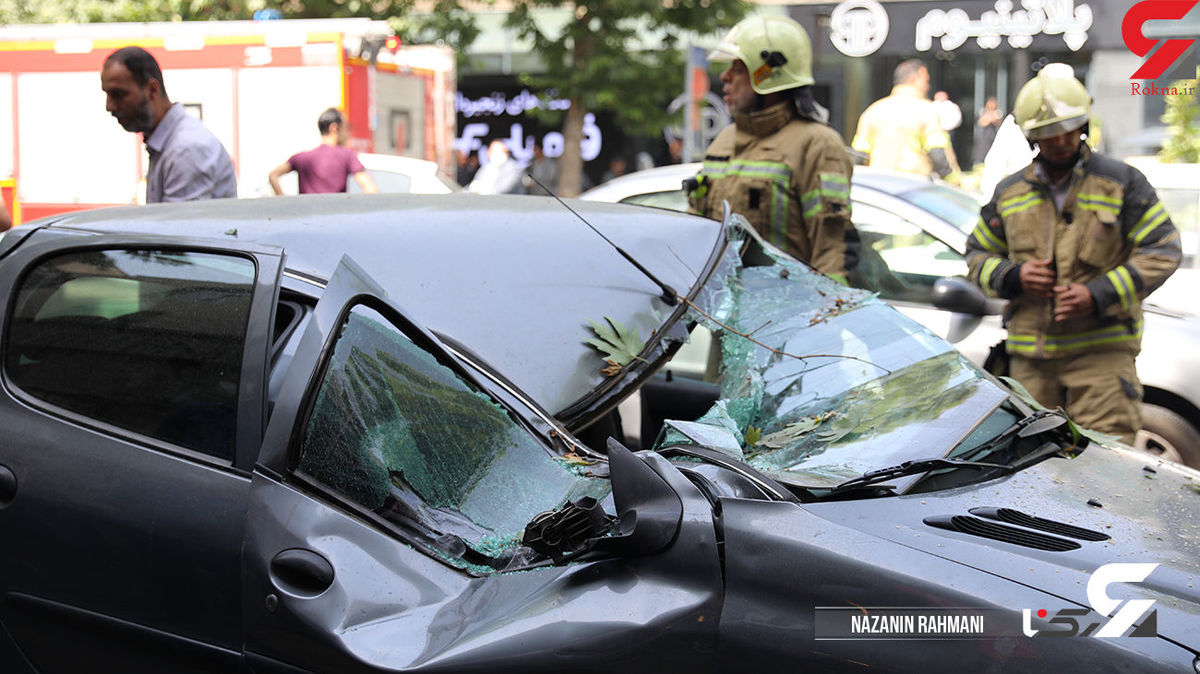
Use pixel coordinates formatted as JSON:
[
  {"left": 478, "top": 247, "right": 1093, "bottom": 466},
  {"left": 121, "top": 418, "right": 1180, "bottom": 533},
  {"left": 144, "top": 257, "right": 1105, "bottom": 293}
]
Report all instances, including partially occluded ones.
[{"left": 101, "top": 46, "right": 237, "bottom": 203}]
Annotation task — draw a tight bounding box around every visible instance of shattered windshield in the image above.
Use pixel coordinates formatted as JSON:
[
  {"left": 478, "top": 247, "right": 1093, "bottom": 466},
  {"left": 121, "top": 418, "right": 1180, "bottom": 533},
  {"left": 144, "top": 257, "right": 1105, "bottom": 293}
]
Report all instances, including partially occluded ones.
[
  {"left": 654, "top": 221, "right": 1007, "bottom": 489},
  {"left": 296, "top": 219, "right": 1015, "bottom": 569},
  {"left": 298, "top": 306, "right": 610, "bottom": 569}
]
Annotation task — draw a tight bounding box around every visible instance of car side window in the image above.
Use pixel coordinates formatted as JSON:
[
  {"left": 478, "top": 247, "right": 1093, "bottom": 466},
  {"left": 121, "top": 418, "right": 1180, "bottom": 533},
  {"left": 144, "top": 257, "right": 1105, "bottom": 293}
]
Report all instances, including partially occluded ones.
[
  {"left": 351, "top": 169, "right": 410, "bottom": 193},
  {"left": 297, "top": 305, "right": 610, "bottom": 566},
  {"left": 622, "top": 190, "right": 687, "bottom": 211},
  {"left": 5, "top": 249, "right": 256, "bottom": 460},
  {"left": 851, "top": 204, "right": 967, "bottom": 304}
]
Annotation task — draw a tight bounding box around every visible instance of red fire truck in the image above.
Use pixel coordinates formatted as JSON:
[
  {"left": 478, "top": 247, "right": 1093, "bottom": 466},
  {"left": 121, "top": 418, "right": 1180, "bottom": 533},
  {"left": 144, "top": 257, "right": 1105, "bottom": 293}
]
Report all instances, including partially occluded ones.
[{"left": 0, "top": 18, "right": 456, "bottom": 224}]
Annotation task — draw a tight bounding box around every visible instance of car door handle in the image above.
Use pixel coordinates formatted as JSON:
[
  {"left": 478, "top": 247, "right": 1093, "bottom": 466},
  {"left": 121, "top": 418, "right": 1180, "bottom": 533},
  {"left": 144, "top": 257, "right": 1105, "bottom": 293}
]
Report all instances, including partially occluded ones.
[
  {"left": 269, "top": 548, "right": 335, "bottom": 597},
  {"left": 0, "top": 464, "right": 16, "bottom": 506}
]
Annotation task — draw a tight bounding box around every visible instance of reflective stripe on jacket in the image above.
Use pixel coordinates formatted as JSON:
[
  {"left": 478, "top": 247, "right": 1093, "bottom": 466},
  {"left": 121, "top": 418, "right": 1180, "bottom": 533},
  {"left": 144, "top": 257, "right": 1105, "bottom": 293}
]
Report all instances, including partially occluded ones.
[
  {"left": 688, "top": 101, "right": 858, "bottom": 282},
  {"left": 965, "top": 145, "right": 1181, "bottom": 358}
]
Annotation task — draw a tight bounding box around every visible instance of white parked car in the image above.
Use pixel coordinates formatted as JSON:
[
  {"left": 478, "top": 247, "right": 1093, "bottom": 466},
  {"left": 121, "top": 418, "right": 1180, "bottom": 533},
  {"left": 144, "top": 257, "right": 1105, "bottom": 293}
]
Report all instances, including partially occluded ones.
[{"left": 582, "top": 163, "right": 1200, "bottom": 467}]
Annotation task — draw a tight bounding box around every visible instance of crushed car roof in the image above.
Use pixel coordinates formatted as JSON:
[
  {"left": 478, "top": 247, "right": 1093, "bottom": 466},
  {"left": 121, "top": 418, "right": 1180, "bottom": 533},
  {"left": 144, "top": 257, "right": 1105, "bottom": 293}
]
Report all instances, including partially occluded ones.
[{"left": 34, "top": 194, "right": 723, "bottom": 417}]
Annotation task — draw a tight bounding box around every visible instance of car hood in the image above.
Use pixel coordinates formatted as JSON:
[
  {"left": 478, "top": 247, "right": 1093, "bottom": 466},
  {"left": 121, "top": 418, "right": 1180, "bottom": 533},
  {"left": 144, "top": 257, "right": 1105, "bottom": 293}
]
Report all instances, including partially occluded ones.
[{"left": 806, "top": 445, "right": 1200, "bottom": 645}]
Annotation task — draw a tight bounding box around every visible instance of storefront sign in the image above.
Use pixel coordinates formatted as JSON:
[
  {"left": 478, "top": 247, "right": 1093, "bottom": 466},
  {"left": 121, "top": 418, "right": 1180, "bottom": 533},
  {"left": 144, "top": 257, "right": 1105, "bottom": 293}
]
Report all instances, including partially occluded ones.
[
  {"left": 830, "top": 0, "right": 891, "bottom": 57},
  {"left": 456, "top": 89, "right": 571, "bottom": 119},
  {"left": 1122, "top": 0, "right": 1199, "bottom": 80},
  {"left": 915, "top": 0, "right": 1093, "bottom": 52},
  {"left": 455, "top": 89, "right": 600, "bottom": 163},
  {"left": 664, "top": 91, "right": 729, "bottom": 159}
]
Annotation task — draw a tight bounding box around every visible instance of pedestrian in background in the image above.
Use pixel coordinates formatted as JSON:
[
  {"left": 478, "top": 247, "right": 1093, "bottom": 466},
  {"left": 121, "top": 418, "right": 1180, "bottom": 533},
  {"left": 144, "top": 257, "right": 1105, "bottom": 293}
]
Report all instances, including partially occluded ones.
[
  {"left": 687, "top": 15, "right": 859, "bottom": 284},
  {"left": 666, "top": 138, "right": 684, "bottom": 165},
  {"left": 932, "top": 90, "right": 963, "bottom": 133},
  {"left": 468, "top": 140, "right": 526, "bottom": 195},
  {"left": 974, "top": 96, "right": 1004, "bottom": 168},
  {"left": 852, "top": 59, "right": 960, "bottom": 182},
  {"left": 965, "top": 64, "right": 1181, "bottom": 445},
  {"left": 269, "top": 108, "right": 377, "bottom": 195},
  {"left": 455, "top": 149, "right": 480, "bottom": 188},
  {"left": 101, "top": 46, "right": 236, "bottom": 203},
  {"left": 523, "top": 141, "right": 559, "bottom": 195},
  {"left": 0, "top": 193, "right": 11, "bottom": 231},
  {"left": 600, "top": 155, "right": 628, "bottom": 184}
]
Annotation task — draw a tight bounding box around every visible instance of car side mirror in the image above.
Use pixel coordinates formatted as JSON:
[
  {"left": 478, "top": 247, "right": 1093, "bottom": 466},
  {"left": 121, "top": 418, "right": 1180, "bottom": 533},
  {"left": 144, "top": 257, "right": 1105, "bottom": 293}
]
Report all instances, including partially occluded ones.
[
  {"left": 524, "top": 438, "right": 684, "bottom": 565},
  {"left": 932, "top": 276, "right": 999, "bottom": 316}
]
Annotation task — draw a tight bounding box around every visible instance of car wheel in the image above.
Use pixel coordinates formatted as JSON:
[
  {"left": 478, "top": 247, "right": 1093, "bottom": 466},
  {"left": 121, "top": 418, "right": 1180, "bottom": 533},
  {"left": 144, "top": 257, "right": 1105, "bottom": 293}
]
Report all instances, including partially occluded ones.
[{"left": 1134, "top": 404, "right": 1200, "bottom": 469}]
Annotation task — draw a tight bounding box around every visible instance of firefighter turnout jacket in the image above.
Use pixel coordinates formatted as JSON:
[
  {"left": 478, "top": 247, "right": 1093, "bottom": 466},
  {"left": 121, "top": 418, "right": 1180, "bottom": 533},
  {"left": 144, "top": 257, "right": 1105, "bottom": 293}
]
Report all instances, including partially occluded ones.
[
  {"left": 688, "top": 100, "right": 858, "bottom": 283},
  {"left": 966, "top": 144, "right": 1181, "bottom": 359},
  {"left": 851, "top": 84, "right": 956, "bottom": 178}
]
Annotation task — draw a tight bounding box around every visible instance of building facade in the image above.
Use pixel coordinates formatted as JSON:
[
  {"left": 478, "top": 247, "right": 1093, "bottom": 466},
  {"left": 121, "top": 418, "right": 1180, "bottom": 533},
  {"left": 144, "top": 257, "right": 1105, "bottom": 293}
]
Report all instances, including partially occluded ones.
[
  {"left": 790, "top": 0, "right": 1189, "bottom": 165},
  {"left": 452, "top": 0, "right": 1193, "bottom": 180}
]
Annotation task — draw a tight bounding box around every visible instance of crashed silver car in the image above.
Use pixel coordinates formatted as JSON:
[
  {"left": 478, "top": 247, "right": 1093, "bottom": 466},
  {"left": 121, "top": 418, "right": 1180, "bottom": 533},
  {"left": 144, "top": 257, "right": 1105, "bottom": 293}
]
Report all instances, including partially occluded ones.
[{"left": 0, "top": 195, "right": 1196, "bottom": 672}]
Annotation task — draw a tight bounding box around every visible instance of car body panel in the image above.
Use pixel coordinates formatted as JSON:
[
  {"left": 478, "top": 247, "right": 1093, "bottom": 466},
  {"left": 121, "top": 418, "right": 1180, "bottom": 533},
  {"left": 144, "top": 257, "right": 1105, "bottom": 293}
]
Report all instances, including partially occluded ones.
[
  {"left": 805, "top": 446, "right": 1200, "bottom": 646},
  {"left": 242, "top": 454, "right": 726, "bottom": 672},
  {"left": 719, "top": 490, "right": 1196, "bottom": 671},
  {"left": 0, "top": 229, "right": 284, "bottom": 670}
]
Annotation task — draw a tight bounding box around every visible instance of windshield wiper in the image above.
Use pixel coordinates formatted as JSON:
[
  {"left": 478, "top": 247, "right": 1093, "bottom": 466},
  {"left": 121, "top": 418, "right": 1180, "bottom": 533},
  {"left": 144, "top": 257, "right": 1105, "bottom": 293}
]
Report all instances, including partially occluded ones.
[
  {"left": 954, "top": 409, "right": 1072, "bottom": 464},
  {"left": 827, "top": 457, "right": 1009, "bottom": 495},
  {"left": 825, "top": 409, "right": 1075, "bottom": 496}
]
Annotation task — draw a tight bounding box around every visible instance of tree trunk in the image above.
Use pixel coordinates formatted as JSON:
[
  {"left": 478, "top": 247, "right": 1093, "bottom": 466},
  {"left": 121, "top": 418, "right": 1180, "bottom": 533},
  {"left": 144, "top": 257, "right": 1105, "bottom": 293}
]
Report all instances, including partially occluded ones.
[
  {"left": 555, "top": 26, "right": 591, "bottom": 198},
  {"left": 558, "top": 101, "right": 585, "bottom": 198}
]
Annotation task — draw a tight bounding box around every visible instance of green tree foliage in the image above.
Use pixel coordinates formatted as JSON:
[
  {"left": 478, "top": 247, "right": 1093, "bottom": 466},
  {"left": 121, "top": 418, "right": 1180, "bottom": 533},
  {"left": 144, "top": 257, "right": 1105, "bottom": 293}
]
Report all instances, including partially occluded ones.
[
  {"left": 395, "top": 0, "right": 480, "bottom": 66},
  {"left": 504, "top": 0, "right": 748, "bottom": 196},
  {"left": 0, "top": 0, "right": 256, "bottom": 22},
  {"left": 1159, "top": 74, "right": 1200, "bottom": 164}
]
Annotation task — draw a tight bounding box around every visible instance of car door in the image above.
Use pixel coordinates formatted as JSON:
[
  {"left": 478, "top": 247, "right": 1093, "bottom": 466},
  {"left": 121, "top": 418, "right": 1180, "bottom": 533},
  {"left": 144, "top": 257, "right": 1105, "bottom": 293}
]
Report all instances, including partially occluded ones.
[
  {"left": 0, "top": 229, "right": 283, "bottom": 672},
  {"left": 850, "top": 197, "right": 1005, "bottom": 364},
  {"left": 242, "top": 257, "right": 724, "bottom": 673}
]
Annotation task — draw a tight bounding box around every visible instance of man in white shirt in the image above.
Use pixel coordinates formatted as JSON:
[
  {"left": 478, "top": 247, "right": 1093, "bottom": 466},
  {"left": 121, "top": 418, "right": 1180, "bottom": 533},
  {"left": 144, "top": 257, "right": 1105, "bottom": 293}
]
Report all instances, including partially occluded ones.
[{"left": 101, "top": 46, "right": 237, "bottom": 203}]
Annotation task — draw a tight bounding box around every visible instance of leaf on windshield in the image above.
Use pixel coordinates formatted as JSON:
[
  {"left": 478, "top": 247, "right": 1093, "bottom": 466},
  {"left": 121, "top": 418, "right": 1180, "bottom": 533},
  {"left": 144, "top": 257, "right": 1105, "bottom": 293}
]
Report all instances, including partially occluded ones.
[
  {"left": 1001, "top": 376, "right": 1119, "bottom": 447},
  {"left": 816, "top": 406, "right": 863, "bottom": 444},
  {"left": 585, "top": 317, "right": 645, "bottom": 374},
  {"left": 809, "top": 297, "right": 850, "bottom": 326},
  {"left": 999, "top": 376, "right": 1046, "bottom": 411},
  {"left": 556, "top": 450, "right": 600, "bottom": 466},
  {"left": 757, "top": 411, "right": 837, "bottom": 448},
  {"left": 1065, "top": 423, "right": 1121, "bottom": 447},
  {"left": 744, "top": 425, "right": 762, "bottom": 446}
]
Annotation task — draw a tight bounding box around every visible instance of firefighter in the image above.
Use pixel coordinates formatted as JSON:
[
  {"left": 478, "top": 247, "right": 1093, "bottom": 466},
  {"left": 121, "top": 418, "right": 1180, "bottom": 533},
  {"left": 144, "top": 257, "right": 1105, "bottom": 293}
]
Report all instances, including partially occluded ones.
[
  {"left": 687, "top": 15, "right": 859, "bottom": 284},
  {"left": 965, "top": 64, "right": 1181, "bottom": 444},
  {"left": 851, "top": 59, "right": 961, "bottom": 181}
]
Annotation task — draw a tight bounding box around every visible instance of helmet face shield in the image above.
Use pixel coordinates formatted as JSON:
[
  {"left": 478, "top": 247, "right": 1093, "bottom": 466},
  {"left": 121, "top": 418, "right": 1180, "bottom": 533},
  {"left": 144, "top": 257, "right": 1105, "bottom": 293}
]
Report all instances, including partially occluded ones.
[
  {"left": 1023, "top": 114, "right": 1088, "bottom": 140},
  {"left": 708, "top": 24, "right": 746, "bottom": 63},
  {"left": 707, "top": 47, "right": 737, "bottom": 63}
]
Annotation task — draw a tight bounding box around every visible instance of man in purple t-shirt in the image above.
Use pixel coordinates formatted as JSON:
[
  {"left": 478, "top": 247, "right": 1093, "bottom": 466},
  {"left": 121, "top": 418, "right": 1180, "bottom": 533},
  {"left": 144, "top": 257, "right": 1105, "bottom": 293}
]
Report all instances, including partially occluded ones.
[{"left": 269, "top": 108, "right": 378, "bottom": 195}]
